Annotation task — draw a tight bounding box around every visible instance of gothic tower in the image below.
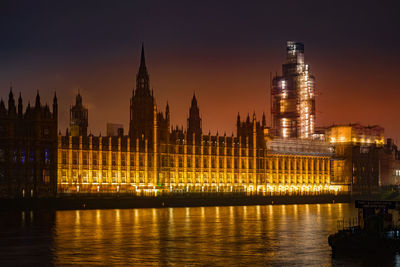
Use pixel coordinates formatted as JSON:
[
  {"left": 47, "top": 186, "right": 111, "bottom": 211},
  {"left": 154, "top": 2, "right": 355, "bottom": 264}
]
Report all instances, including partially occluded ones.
[
  {"left": 187, "top": 93, "right": 202, "bottom": 140},
  {"left": 70, "top": 92, "right": 88, "bottom": 136},
  {"left": 129, "top": 44, "right": 156, "bottom": 144}
]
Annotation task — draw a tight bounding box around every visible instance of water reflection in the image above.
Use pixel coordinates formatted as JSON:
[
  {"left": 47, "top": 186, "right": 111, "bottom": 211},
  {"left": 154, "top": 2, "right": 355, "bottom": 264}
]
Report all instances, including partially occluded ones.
[
  {"left": 0, "top": 204, "right": 387, "bottom": 266},
  {"left": 0, "top": 211, "right": 55, "bottom": 265}
]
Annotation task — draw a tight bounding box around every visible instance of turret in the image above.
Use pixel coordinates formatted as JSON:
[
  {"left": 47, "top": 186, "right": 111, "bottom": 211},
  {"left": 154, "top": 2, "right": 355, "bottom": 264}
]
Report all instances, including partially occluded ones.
[
  {"left": 0, "top": 99, "right": 6, "bottom": 116},
  {"left": 166, "top": 102, "right": 170, "bottom": 120},
  {"left": 76, "top": 92, "right": 82, "bottom": 106},
  {"left": 166, "top": 102, "right": 170, "bottom": 129},
  {"left": 187, "top": 93, "right": 202, "bottom": 139},
  {"left": 35, "top": 90, "right": 41, "bottom": 108},
  {"left": 236, "top": 113, "right": 241, "bottom": 137},
  {"left": 70, "top": 91, "right": 88, "bottom": 136},
  {"left": 262, "top": 112, "right": 266, "bottom": 127},
  {"left": 53, "top": 91, "right": 58, "bottom": 120},
  {"left": 18, "top": 92, "right": 23, "bottom": 118},
  {"left": 153, "top": 102, "right": 158, "bottom": 181},
  {"left": 8, "top": 87, "right": 16, "bottom": 116},
  {"left": 26, "top": 102, "right": 31, "bottom": 116},
  {"left": 252, "top": 112, "right": 257, "bottom": 149}
]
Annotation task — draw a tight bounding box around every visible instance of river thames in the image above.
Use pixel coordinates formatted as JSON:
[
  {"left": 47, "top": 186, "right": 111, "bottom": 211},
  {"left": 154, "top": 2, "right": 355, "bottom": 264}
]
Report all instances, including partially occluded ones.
[{"left": 1, "top": 203, "right": 398, "bottom": 266}]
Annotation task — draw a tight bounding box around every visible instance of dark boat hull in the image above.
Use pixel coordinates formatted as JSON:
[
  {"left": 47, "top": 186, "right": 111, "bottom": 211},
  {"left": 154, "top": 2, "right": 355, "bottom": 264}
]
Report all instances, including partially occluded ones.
[{"left": 329, "top": 231, "right": 399, "bottom": 255}]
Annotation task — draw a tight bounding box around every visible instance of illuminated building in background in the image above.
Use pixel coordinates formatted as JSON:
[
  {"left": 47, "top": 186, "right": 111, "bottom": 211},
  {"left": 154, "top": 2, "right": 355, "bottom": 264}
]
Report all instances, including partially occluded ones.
[
  {"left": 326, "top": 124, "right": 400, "bottom": 192},
  {"left": 271, "top": 41, "right": 315, "bottom": 139},
  {"left": 57, "top": 46, "right": 345, "bottom": 195},
  {"left": 325, "top": 124, "right": 384, "bottom": 145},
  {"left": 0, "top": 89, "right": 58, "bottom": 198}
]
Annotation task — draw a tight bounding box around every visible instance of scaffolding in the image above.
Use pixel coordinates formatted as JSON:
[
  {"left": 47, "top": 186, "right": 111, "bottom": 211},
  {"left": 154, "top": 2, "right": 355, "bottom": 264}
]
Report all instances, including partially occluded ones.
[
  {"left": 266, "top": 137, "right": 333, "bottom": 156},
  {"left": 271, "top": 41, "right": 315, "bottom": 139}
]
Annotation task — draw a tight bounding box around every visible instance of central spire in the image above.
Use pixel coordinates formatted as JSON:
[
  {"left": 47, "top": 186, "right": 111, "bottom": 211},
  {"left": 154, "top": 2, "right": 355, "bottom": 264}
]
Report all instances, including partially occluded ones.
[
  {"left": 191, "top": 93, "right": 198, "bottom": 107},
  {"left": 129, "top": 44, "right": 156, "bottom": 141},
  {"left": 135, "top": 43, "right": 150, "bottom": 96},
  {"left": 140, "top": 43, "right": 146, "bottom": 71}
]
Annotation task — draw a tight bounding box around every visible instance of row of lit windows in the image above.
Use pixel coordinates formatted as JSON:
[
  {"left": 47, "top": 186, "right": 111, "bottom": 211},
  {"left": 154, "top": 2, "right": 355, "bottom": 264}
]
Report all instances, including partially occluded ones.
[
  {"left": 62, "top": 151, "right": 149, "bottom": 166},
  {"left": 62, "top": 145, "right": 269, "bottom": 157},
  {"left": 61, "top": 150, "right": 329, "bottom": 171},
  {"left": 161, "top": 146, "right": 263, "bottom": 156},
  {"left": 59, "top": 169, "right": 328, "bottom": 185}
]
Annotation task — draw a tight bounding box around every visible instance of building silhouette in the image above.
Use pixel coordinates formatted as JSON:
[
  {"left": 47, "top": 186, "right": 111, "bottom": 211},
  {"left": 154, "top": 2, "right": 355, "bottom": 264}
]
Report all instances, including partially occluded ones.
[{"left": 0, "top": 88, "right": 58, "bottom": 198}]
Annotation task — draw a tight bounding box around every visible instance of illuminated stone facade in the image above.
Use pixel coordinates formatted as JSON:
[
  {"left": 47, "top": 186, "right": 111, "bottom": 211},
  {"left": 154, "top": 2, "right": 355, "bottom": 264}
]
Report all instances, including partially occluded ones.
[
  {"left": 57, "top": 45, "right": 346, "bottom": 195},
  {"left": 57, "top": 132, "right": 342, "bottom": 195}
]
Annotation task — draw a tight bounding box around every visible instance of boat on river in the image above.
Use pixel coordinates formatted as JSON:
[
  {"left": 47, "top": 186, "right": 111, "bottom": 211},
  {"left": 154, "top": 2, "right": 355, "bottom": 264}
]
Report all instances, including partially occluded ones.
[{"left": 329, "top": 200, "right": 400, "bottom": 255}]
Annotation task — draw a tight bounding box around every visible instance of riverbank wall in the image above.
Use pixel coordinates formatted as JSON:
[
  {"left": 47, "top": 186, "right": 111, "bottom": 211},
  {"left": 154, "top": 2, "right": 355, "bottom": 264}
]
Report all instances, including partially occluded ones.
[{"left": 0, "top": 193, "right": 353, "bottom": 211}]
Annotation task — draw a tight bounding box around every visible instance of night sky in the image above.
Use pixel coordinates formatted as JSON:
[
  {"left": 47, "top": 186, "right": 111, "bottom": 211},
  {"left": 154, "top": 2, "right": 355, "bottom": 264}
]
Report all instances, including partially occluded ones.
[{"left": 1, "top": 1, "right": 399, "bottom": 140}]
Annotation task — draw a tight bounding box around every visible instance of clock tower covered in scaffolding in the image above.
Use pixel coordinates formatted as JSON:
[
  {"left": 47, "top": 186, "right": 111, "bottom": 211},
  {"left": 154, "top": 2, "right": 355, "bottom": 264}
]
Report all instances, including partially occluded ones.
[{"left": 271, "top": 41, "right": 315, "bottom": 139}]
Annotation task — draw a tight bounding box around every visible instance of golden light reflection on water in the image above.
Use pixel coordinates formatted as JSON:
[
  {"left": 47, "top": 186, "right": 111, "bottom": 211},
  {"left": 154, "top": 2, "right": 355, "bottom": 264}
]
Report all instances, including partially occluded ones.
[
  {"left": 293, "top": 204, "right": 298, "bottom": 220},
  {"left": 281, "top": 204, "right": 286, "bottom": 216},
  {"left": 75, "top": 210, "right": 80, "bottom": 225},
  {"left": 317, "top": 204, "right": 322, "bottom": 224},
  {"left": 39, "top": 204, "right": 359, "bottom": 265},
  {"left": 327, "top": 203, "right": 332, "bottom": 217},
  {"left": 215, "top": 206, "right": 220, "bottom": 220},
  {"left": 337, "top": 203, "right": 344, "bottom": 219}
]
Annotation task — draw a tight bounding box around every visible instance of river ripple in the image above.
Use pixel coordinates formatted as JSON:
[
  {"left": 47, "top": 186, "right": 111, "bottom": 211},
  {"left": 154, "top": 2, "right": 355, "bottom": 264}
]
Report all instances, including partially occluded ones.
[{"left": 2, "top": 203, "right": 396, "bottom": 266}]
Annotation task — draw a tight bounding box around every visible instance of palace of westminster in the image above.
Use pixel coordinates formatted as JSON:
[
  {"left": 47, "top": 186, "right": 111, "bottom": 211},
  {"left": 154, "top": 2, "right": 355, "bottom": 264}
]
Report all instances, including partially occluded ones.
[{"left": 1, "top": 42, "right": 399, "bottom": 198}]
